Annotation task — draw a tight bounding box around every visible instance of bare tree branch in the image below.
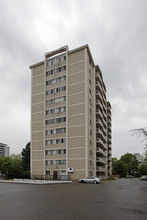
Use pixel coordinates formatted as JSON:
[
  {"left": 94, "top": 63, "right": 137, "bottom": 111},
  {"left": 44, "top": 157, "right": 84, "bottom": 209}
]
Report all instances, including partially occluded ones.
[{"left": 130, "top": 128, "right": 147, "bottom": 151}]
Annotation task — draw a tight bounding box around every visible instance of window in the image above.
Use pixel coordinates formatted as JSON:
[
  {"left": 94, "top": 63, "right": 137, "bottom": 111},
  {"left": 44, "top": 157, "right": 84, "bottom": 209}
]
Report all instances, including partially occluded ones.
[
  {"left": 61, "top": 170, "right": 66, "bottom": 176},
  {"left": 46, "top": 119, "right": 55, "bottom": 125},
  {"left": 46, "top": 170, "right": 50, "bottom": 175},
  {"left": 46, "top": 66, "right": 66, "bottom": 76},
  {"left": 46, "top": 127, "right": 66, "bottom": 135},
  {"left": 59, "top": 117, "right": 66, "bottom": 123},
  {"left": 89, "top": 69, "right": 91, "bottom": 76},
  {"left": 89, "top": 119, "right": 92, "bottom": 125},
  {"left": 46, "top": 106, "right": 66, "bottom": 115},
  {"left": 56, "top": 118, "right": 60, "bottom": 123},
  {"left": 46, "top": 150, "right": 50, "bottom": 155},
  {"left": 46, "top": 160, "right": 49, "bottom": 165},
  {"left": 90, "top": 129, "right": 92, "bottom": 136},
  {"left": 46, "top": 55, "right": 66, "bottom": 67},
  {"left": 89, "top": 58, "right": 92, "bottom": 66},
  {"left": 60, "top": 160, "right": 66, "bottom": 165},
  {"left": 46, "top": 138, "right": 66, "bottom": 145},
  {"left": 46, "top": 75, "right": 66, "bottom": 86},
  {"left": 89, "top": 139, "right": 92, "bottom": 145},
  {"left": 56, "top": 150, "right": 60, "bottom": 154},
  {"left": 90, "top": 150, "right": 92, "bottom": 156},
  {"left": 89, "top": 88, "right": 91, "bottom": 95},
  {"left": 46, "top": 160, "right": 66, "bottom": 165},
  {"left": 89, "top": 108, "right": 92, "bottom": 116},
  {"left": 46, "top": 96, "right": 66, "bottom": 105},
  {"left": 56, "top": 138, "right": 66, "bottom": 144},
  {"left": 46, "top": 130, "right": 51, "bottom": 135},
  {"left": 45, "top": 149, "right": 66, "bottom": 155},
  {"left": 89, "top": 98, "right": 92, "bottom": 105},
  {"left": 46, "top": 117, "right": 66, "bottom": 125},
  {"left": 52, "top": 150, "right": 56, "bottom": 155},
  {"left": 56, "top": 127, "right": 66, "bottom": 133},
  {"left": 46, "top": 86, "right": 66, "bottom": 95}
]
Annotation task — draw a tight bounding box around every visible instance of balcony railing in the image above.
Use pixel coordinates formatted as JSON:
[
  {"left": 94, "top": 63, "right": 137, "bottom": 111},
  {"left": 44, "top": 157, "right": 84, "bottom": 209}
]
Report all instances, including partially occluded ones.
[
  {"left": 96, "top": 147, "right": 107, "bottom": 157},
  {"left": 96, "top": 157, "right": 107, "bottom": 165},
  {"left": 108, "top": 150, "right": 112, "bottom": 155},
  {"left": 96, "top": 138, "right": 104, "bottom": 145},
  {"left": 96, "top": 167, "right": 106, "bottom": 172}
]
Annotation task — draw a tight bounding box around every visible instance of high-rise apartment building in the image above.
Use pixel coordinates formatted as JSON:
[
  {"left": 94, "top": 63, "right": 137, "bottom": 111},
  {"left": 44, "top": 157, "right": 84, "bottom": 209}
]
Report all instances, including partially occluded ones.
[
  {"left": 0, "top": 143, "right": 10, "bottom": 157},
  {"left": 30, "top": 45, "right": 112, "bottom": 180}
]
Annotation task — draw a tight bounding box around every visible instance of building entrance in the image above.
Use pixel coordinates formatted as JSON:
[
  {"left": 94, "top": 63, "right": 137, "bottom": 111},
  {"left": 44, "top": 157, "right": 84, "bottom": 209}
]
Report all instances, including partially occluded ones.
[{"left": 53, "top": 171, "right": 58, "bottom": 180}]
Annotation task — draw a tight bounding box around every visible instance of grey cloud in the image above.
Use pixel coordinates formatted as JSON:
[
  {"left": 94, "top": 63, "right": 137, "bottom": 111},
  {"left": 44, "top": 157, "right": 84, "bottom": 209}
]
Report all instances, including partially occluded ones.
[{"left": 0, "top": 0, "right": 147, "bottom": 157}]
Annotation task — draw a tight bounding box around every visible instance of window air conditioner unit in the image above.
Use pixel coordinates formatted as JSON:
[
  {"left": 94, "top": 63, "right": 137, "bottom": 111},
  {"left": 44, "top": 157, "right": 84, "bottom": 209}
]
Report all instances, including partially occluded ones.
[{"left": 67, "top": 167, "right": 74, "bottom": 173}]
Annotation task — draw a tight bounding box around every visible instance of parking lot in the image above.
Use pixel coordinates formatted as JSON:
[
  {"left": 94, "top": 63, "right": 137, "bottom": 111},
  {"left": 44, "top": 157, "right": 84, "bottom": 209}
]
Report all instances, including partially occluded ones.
[{"left": 0, "top": 178, "right": 147, "bottom": 220}]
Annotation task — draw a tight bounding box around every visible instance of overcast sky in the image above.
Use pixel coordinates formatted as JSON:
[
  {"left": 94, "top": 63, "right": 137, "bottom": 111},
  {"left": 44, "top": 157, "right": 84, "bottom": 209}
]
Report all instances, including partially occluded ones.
[{"left": 0, "top": 0, "right": 147, "bottom": 158}]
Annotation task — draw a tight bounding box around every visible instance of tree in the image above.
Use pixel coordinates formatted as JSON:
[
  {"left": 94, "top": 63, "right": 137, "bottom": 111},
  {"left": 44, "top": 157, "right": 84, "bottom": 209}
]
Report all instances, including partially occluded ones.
[
  {"left": 144, "top": 153, "right": 147, "bottom": 165},
  {"left": 0, "top": 157, "right": 23, "bottom": 179},
  {"left": 21, "top": 142, "right": 30, "bottom": 171},
  {"left": 0, "top": 157, "right": 11, "bottom": 176},
  {"left": 134, "top": 153, "right": 144, "bottom": 163},
  {"left": 120, "top": 153, "right": 139, "bottom": 176},
  {"left": 0, "top": 142, "right": 31, "bottom": 179},
  {"left": 6, "top": 158, "right": 23, "bottom": 179},
  {"left": 115, "top": 160, "right": 127, "bottom": 177},
  {"left": 10, "top": 154, "right": 22, "bottom": 159},
  {"left": 139, "top": 163, "right": 147, "bottom": 176},
  {"left": 112, "top": 157, "right": 127, "bottom": 177}
]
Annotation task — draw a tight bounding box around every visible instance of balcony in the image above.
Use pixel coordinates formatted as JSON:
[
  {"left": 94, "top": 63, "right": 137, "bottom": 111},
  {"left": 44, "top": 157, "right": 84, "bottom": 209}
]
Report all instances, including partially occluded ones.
[
  {"left": 107, "top": 127, "right": 111, "bottom": 133},
  {"left": 96, "top": 101, "right": 106, "bottom": 113},
  {"left": 107, "top": 158, "right": 111, "bottom": 162},
  {"left": 96, "top": 117, "right": 106, "bottom": 129},
  {"left": 96, "top": 147, "right": 107, "bottom": 157},
  {"left": 96, "top": 157, "right": 107, "bottom": 165},
  {"left": 96, "top": 137, "right": 104, "bottom": 145},
  {"left": 96, "top": 167, "right": 106, "bottom": 173},
  {"left": 108, "top": 149, "right": 112, "bottom": 156},
  {"left": 107, "top": 121, "right": 111, "bottom": 128},
  {"left": 96, "top": 120, "right": 107, "bottom": 131},
  {"left": 107, "top": 114, "right": 111, "bottom": 121},
  {"left": 107, "top": 139, "right": 112, "bottom": 145},
  {"left": 108, "top": 144, "right": 112, "bottom": 149},
  {"left": 96, "top": 127, "right": 106, "bottom": 137},
  {"left": 96, "top": 87, "right": 107, "bottom": 105},
  {"left": 107, "top": 133, "right": 112, "bottom": 139}
]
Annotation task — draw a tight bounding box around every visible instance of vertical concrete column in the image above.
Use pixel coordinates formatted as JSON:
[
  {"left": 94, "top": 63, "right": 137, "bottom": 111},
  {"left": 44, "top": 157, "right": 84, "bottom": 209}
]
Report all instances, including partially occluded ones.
[
  {"left": 66, "top": 47, "right": 69, "bottom": 174},
  {"left": 84, "top": 48, "right": 88, "bottom": 177},
  {"left": 30, "top": 68, "right": 33, "bottom": 177}
]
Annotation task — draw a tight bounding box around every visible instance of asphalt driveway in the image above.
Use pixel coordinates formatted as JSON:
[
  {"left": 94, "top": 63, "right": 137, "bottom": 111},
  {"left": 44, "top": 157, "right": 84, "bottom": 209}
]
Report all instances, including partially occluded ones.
[{"left": 0, "top": 178, "right": 147, "bottom": 220}]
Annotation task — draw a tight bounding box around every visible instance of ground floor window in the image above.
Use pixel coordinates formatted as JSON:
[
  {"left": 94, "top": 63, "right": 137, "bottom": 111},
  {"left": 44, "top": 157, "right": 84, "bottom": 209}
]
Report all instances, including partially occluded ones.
[
  {"left": 46, "top": 170, "right": 50, "bottom": 175},
  {"left": 61, "top": 170, "right": 66, "bottom": 175}
]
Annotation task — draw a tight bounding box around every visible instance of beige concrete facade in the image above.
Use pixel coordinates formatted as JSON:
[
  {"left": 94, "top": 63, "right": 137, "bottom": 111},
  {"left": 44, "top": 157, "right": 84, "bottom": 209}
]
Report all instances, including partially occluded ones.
[
  {"left": 0, "top": 143, "right": 10, "bottom": 157},
  {"left": 30, "top": 45, "right": 112, "bottom": 180}
]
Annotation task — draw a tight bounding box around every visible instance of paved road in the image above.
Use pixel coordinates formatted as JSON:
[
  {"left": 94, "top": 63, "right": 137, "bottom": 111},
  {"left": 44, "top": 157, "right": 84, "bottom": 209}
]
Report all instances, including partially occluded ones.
[{"left": 0, "top": 178, "right": 147, "bottom": 220}]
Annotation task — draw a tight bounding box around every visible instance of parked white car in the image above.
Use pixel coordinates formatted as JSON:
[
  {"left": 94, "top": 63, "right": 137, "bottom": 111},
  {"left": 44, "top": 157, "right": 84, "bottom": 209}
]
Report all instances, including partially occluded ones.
[
  {"left": 140, "top": 175, "right": 147, "bottom": 181},
  {"left": 79, "top": 176, "right": 102, "bottom": 184}
]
